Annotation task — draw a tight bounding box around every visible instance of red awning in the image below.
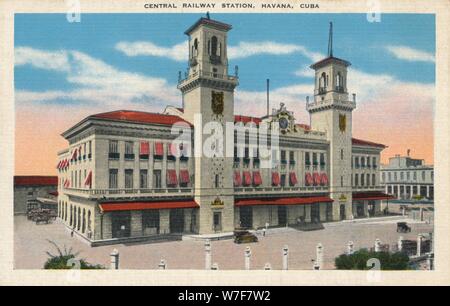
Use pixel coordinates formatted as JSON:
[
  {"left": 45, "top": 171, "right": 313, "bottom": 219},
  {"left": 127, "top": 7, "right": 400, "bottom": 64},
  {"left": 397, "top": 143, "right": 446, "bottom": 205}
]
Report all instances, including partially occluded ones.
[
  {"left": 313, "top": 172, "right": 321, "bottom": 186},
  {"left": 320, "top": 173, "right": 329, "bottom": 186},
  {"left": 64, "top": 159, "right": 69, "bottom": 169},
  {"left": 99, "top": 200, "right": 199, "bottom": 212},
  {"left": 305, "top": 173, "right": 313, "bottom": 186},
  {"left": 140, "top": 141, "right": 150, "bottom": 155},
  {"left": 154, "top": 142, "right": 164, "bottom": 156},
  {"left": 352, "top": 192, "right": 395, "bottom": 201},
  {"left": 64, "top": 179, "right": 70, "bottom": 188},
  {"left": 253, "top": 171, "right": 262, "bottom": 186},
  {"left": 166, "top": 169, "right": 178, "bottom": 186},
  {"left": 289, "top": 172, "right": 298, "bottom": 186},
  {"left": 71, "top": 150, "right": 77, "bottom": 161},
  {"left": 234, "top": 171, "right": 242, "bottom": 187},
  {"left": 84, "top": 171, "right": 92, "bottom": 188},
  {"left": 169, "top": 143, "right": 179, "bottom": 156},
  {"left": 243, "top": 171, "right": 252, "bottom": 186},
  {"left": 56, "top": 161, "right": 61, "bottom": 169},
  {"left": 180, "top": 169, "right": 190, "bottom": 184},
  {"left": 235, "top": 196, "right": 334, "bottom": 207},
  {"left": 272, "top": 172, "right": 280, "bottom": 186}
]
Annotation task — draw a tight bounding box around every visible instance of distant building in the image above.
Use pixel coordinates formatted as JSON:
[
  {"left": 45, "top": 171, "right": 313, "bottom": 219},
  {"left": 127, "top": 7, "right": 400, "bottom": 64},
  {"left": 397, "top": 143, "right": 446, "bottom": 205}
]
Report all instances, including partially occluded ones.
[
  {"left": 380, "top": 155, "right": 434, "bottom": 200},
  {"left": 14, "top": 176, "right": 58, "bottom": 214}
]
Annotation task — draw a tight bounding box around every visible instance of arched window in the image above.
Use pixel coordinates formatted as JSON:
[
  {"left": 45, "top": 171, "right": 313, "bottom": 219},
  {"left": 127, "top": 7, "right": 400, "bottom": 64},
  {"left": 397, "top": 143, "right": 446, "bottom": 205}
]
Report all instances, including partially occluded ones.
[
  {"left": 211, "top": 36, "right": 218, "bottom": 56},
  {"left": 366, "top": 174, "right": 370, "bottom": 186},
  {"left": 193, "top": 38, "right": 198, "bottom": 57},
  {"left": 361, "top": 174, "right": 365, "bottom": 186},
  {"left": 77, "top": 207, "right": 81, "bottom": 231},
  {"left": 372, "top": 174, "right": 376, "bottom": 186},
  {"left": 354, "top": 174, "right": 359, "bottom": 186},
  {"left": 82, "top": 208, "right": 86, "bottom": 234},
  {"left": 88, "top": 211, "right": 92, "bottom": 232},
  {"left": 336, "top": 72, "right": 341, "bottom": 87},
  {"left": 215, "top": 174, "right": 220, "bottom": 188},
  {"left": 320, "top": 72, "right": 326, "bottom": 88},
  {"left": 70, "top": 204, "right": 73, "bottom": 226}
]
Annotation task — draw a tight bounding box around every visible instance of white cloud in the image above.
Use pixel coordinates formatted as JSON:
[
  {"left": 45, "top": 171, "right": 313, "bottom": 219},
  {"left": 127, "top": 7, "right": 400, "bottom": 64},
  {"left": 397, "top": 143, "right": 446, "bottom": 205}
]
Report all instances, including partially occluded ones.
[
  {"left": 15, "top": 47, "right": 180, "bottom": 107},
  {"left": 385, "top": 45, "right": 435, "bottom": 63},
  {"left": 115, "top": 41, "right": 187, "bottom": 62},
  {"left": 15, "top": 47, "right": 70, "bottom": 72},
  {"left": 115, "top": 40, "right": 324, "bottom": 62},
  {"left": 228, "top": 41, "right": 323, "bottom": 61},
  {"left": 294, "top": 67, "right": 315, "bottom": 78}
]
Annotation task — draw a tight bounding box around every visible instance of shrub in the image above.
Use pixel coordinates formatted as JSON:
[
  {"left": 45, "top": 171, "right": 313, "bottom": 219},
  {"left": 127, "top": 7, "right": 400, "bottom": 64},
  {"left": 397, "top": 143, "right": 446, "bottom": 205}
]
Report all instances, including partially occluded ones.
[
  {"left": 44, "top": 240, "right": 104, "bottom": 270},
  {"left": 335, "top": 249, "right": 410, "bottom": 270}
]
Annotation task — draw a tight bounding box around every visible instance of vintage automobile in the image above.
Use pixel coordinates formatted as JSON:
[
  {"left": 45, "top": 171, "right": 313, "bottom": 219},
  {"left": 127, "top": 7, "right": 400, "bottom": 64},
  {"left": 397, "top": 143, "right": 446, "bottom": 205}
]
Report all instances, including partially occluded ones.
[
  {"left": 234, "top": 229, "right": 258, "bottom": 244},
  {"left": 397, "top": 222, "right": 411, "bottom": 233}
]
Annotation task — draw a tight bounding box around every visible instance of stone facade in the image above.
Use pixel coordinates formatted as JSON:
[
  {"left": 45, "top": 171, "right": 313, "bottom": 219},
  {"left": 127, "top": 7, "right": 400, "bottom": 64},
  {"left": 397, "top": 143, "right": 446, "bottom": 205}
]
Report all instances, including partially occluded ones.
[{"left": 55, "top": 17, "right": 388, "bottom": 245}]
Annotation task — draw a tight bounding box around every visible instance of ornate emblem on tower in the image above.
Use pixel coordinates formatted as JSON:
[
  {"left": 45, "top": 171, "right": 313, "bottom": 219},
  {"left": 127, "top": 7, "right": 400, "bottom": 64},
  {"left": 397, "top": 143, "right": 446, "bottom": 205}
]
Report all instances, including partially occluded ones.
[
  {"left": 211, "top": 91, "right": 224, "bottom": 115},
  {"left": 339, "top": 114, "right": 346, "bottom": 132}
]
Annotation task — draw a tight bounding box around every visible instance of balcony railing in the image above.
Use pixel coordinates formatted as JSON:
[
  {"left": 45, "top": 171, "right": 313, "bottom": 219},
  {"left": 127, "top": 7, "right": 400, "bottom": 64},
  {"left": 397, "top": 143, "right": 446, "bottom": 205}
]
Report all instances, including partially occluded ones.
[
  {"left": 353, "top": 185, "right": 384, "bottom": 192},
  {"left": 64, "top": 187, "right": 193, "bottom": 199},
  {"left": 234, "top": 186, "right": 329, "bottom": 195},
  {"left": 178, "top": 69, "right": 238, "bottom": 85}
]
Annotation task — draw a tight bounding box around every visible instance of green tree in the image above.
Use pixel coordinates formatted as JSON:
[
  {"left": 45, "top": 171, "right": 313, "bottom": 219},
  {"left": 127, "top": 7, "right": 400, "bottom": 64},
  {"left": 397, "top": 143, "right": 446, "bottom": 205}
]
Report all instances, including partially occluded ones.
[
  {"left": 335, "top": 249, "right": 410, "bottom": 270},
  {"left": 44, "top": 240, "right": 104, "bottom": 269}
]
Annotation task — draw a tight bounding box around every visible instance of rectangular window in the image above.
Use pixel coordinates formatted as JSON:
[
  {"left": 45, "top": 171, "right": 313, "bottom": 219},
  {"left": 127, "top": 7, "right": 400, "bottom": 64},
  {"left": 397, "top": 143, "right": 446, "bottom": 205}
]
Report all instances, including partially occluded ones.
[
  {"left": 372, "top": 157, "right": 377, "bottom": 168},
  {"left": 355, "top": 157, "right": 360, "bottom": 168},
  {"left": 139, "top": 141, "right": 150, "bottom": 160},
  {"left": 109, "top": 169, "right": 118, "bottom": 189},
  {"left": 407, "top": 172, "right": 410, "bottom": 181},
  {"left": 140, "top": 169, "right": 148, "bottom": 189},
  {"left": 88, "top": 141, "right": 92, "bottom": 159},
  {"left": 243, "top": 147, "right": 250, "bottom": 165},
  {"left": 125, "top": 169, "right": 133, "bottom": 189},
  {"left": 312, "top": 152, "right": 318, "bottom": 165},
  {"left": 320, "top": 153, "right": 325, "bottom": 167},
  {"left": 153, "top": 170, "right": 162, "bottom": 188},
  {"left": 414, "top": 171, "right": 417, "bottom": 180},
  {"left": 109, "top": 140, "right": 119, "bottom": 159},
  {"left": 280, "top": 174, "right": 286, "bottom": 187},
  {"left": 305, "top": 152, "right": 311, "bottom": 166},
  {"left": 388, "top": 172, "right": 392, "bottom": 181},
  {"left": 289, "top": 151, "right": 295, "bottom": 165},
  {"left": 281, "top": 150, "right": 287, "bottom": 164},
  {"left": 125, "top": 141, "right": 135, "bottom": 160},
  {"left": 422, "top": 171, "right": 425, "bottom": 181},
  {"left": 213, "top": 212, "right": 222, "bottom": 232},
  {"left": 83, "top": 143, "right": 87, "bottom": 159}
]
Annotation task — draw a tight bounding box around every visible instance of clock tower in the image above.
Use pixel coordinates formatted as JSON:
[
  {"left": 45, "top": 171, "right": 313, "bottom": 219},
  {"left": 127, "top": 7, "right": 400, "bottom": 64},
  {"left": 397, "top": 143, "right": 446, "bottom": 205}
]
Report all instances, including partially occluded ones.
[
  {"left": 177, "top": 16, "right": 239, "bottom": 234},
  {"left": 307, "top": 23, "right": 356, "bottom": 221}
]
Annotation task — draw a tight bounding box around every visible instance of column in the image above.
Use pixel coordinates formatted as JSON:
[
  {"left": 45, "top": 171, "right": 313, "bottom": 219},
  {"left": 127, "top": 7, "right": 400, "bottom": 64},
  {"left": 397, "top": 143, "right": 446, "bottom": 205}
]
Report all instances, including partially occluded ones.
[
  {"left": 305, "top": 205, "right": 311, "bottom": 223},
  {"left": 103, "top": 213, "right": 112, "bottom": 239},
  {"left": 160, "top": 209, "right": 170, "bottom": 234},
  {"left": 363, "top": 201, "right": 369, "bottom": 218},
  {"left": 130, "top": 211, "right": 142, "bottom": 237},
  {"left": 184, "top": 209, "right": 192, "bottom": 232},
  {"left": 426, "top": 185, "right": 430, "bottom": 198}
]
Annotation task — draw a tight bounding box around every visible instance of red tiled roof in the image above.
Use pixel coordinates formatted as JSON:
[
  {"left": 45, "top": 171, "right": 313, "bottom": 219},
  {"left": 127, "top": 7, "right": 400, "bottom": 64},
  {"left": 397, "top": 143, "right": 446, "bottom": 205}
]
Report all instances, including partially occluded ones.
[
  {"left": 185, "top": 17, "right": 232, "bottom": 35},
  {"left": 353, "top": 192, "right": 395, "bottom": 201},
  {"left": 352, "top": 137, "right": 386, "bottom": 148},
  {"left": 310, "top": 56, "right": 351, "bottom": 70},
  {"left": 235, "top": 196, "right": 333, "bottom": 207},
  {"left": 234, "top": 115, "right": 262, "bottom": 125},
  {"left": 14, "top": 176, "right": 58, "bottom": 187},
  {"left": 90, "top": 110, "right": 192, "bottom": 126},
  {"left": 99, "top": 200, "right": 199, "bottom": 212}
]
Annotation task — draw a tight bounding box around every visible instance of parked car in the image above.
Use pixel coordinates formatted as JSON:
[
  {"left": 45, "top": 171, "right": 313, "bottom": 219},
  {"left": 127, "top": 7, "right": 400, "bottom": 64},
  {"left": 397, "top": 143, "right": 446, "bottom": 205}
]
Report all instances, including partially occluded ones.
[
  {"left": 234, "top": 229, "right": 258, "bottom": 244},
  {"left": 397, "top": 222, "right": 411, "bottom": 233}
]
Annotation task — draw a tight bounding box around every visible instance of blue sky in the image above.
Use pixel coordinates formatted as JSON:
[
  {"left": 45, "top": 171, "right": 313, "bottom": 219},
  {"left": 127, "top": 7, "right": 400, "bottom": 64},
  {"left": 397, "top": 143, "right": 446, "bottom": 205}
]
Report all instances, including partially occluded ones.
[
  {"left": 14, "top": 13, "right": 436, "bottom": 175},
  {"left": 15, "top": 13, "right": 435, "bottom": 94}
]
